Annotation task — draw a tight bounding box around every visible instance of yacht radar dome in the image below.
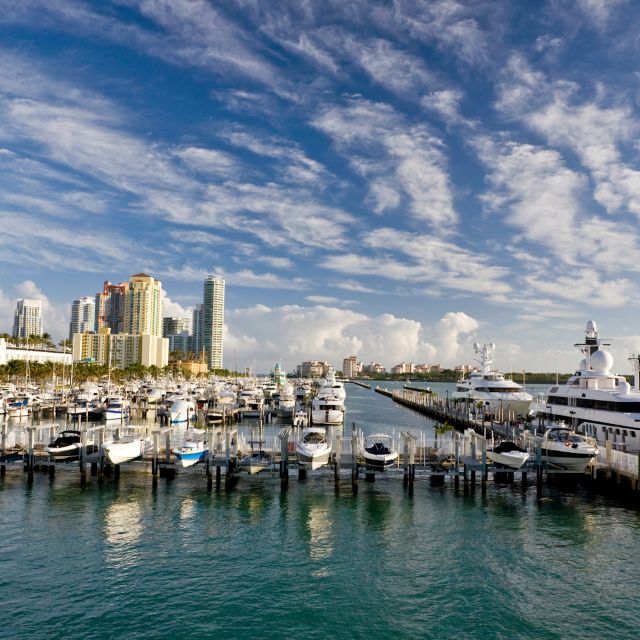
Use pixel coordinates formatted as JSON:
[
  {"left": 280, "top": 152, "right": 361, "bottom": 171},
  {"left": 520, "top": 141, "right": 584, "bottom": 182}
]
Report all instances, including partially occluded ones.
[{"left": 590, "top": 349, "right": 613, "bottom": 374}]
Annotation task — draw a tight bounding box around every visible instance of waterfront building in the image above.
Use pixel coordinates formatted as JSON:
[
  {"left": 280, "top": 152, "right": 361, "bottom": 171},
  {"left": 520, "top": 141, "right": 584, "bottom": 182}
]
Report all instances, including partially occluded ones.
[
  {"left": 296, "top": 360, "right": 331, "bottom": 378},
  {"left": 95, "top": 280, "right": 128, "bottom": 334},
  {"left": 72, "top": 327, "right": 168, "bottom": 369},
  {"left": 12, "top": 299, "right": 43, "bottom": 339},
  {"left": 362, "top": 362, "right": 386, "bottom": 374},
  {"left": 342, "top": 356, "right": 361, "bottom": 378},
  {"left": 123, "top": 273, "right": 164, "bottom": 337},
  {"left": 201, "top": 275, "right": 225, "bottom": 371},
  {"left": 391, "top": 362, "right": 415, "bottom": 375},
  {"left": 69, "top": 296, "right": 96, "bottom": 341},
  {"left": 163, "top": 316, "right": 191, "bottom": 337},
  {"left": 0, "top": 337, "right": 71, "bottom": 366}
]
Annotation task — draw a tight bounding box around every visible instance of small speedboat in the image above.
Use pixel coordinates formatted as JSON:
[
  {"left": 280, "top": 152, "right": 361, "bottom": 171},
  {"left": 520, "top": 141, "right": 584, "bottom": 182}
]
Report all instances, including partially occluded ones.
[
  {"left": 361, "top": 433, "right": 398, "bottom": 471},
  {"left": 296, "top": 427, "right": 331, "bottom": 470},
  {"left": 487, "top": 441, "right": 530, "bottom": 469},
  {"left": 540, "top": 423, "right": 598, "bottom": 472},
  {"left": 172, "top": 439, "right": 208, "bottom": 468},
  {"left": 45, "top": 430, "right": 82, "bottom": 460},
  {"left": 239, "top": 449, "right": 272, "bottom": 474}
]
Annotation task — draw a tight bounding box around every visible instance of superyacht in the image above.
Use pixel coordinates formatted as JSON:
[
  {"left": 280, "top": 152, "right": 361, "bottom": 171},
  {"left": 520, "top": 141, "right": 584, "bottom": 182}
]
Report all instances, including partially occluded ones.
[{"left": 533, "top": 321, "right": 640, "bottom": 452}]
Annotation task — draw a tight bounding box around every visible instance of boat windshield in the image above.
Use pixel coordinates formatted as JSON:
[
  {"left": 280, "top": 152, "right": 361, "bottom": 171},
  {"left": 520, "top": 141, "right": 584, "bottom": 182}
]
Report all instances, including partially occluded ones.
[{"left": 304, "top": 432, "right": 326, "bottom": 444}]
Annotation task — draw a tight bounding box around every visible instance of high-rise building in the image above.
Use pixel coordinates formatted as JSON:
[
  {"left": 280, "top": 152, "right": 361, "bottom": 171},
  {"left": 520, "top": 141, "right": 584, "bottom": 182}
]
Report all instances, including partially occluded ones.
[
  {"left": 342, "top": 356, "right": 361, "bottom": 378},
  {"left": 191, "top": 304, "right": 203, "bottom": 355},
  {"left": 163, "top": 316, "right": 191, "bottom": 337},
  {"left": 123, "top": 273, "right": 164, "bottom": 337},
  {"left": 12, "top": 299, "right": 43, "bottom": 338},
  {"left": 201, "top": 275, "right": 225, "bottom": 371},
  {"left": 95, "top": 280, "right": 128, "bottom": 334},
  {"left": 69, "top": 296, "right": 96, "bottom": 341}
]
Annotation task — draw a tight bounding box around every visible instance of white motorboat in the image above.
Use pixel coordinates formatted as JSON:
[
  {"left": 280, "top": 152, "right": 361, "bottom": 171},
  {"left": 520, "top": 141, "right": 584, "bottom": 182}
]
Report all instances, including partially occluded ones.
[
  {"left": 242, "top": 395, "right": 264, "bottom": 418},
  {"left": 168, "top": 397, "right": 196, "bottom": 425},
  {"left": 102, "top": 436, "right": 150, "bottom": 465},
  {"left": 533, "top": 320, "right": 640, "bottom": 452},
  {"left": 104, "top": 396, "right": 129, "bottom": 422},
  {"left": 361, "top": 433, "right": 398, "bottom": 471},
  {"left": 296, "top": 427, "right": 332, "bottom": 470},
  {"left": 487, "top": 441, "right": 530, "bottom": 469},
  {"left": 540, "top": 423, "right": 598, "bottom": 472},
  {"left": 452, "top": 342, "right": 533, "bottom": 420},
  {"left": 311, "top": 393, "right": 345, "bottom": 426}
]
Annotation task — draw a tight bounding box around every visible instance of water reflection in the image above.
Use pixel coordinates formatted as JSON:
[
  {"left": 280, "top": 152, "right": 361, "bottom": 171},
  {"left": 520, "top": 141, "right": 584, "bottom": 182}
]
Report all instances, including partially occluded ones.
[
  {"left": 103, "top": 499, "right": 142, "bottom": 570},
  {"left": 299, "top": 496, "right": 334, "bottom": 578}
]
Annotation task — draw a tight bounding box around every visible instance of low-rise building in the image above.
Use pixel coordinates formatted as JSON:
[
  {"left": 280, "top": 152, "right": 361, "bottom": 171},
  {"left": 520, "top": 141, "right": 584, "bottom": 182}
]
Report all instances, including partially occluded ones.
[
  {"left": 0, "top": 338, "right": 72, "bottom": 366},
  {"left": 296, "top": 360, "right": 331, "bottom": 378},
  {"left": 391, "top": 362, "right": 415, "bottom": 375},
  {"left": 72, "top": 327, "right": 168, "bottom": 369},
  {"left": 362, "top": 362, "right": 386, "bottom": 374}
]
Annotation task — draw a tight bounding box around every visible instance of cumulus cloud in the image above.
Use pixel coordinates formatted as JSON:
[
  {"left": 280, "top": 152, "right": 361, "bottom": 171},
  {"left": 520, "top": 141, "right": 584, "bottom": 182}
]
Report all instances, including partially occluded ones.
[{"left": 223, "top": 304, "right": 478, "bottom": 372}]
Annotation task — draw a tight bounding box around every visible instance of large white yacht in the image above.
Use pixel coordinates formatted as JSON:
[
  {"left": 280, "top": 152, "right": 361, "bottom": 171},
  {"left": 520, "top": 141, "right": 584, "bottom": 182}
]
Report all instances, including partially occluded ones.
[
  {"left": 452, "top": 342, "right": 533, "bottom": 419},
  {"left": 533, "top": 321, "right": 640, "bottom": 452},
  {"left": 311, "top": 367, "right": 345, "bottom": 426}
]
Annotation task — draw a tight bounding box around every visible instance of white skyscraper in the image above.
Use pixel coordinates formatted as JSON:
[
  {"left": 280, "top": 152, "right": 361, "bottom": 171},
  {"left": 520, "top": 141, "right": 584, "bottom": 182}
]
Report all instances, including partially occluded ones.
[
  {"left": 12, "top": 299, "right": 43, "bottom": 339},
  {"left": 69, "top": 296, "right": 96, "bottom": 341},
  {"left": 202, "top": 275, "right": 225, "bottom": 371},
  {"left": 123, "top": 273, "right": 164, "bottom": 337}
]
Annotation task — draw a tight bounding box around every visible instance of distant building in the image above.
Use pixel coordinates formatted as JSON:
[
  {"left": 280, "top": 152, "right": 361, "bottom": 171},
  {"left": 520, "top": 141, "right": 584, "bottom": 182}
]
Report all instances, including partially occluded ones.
[
  {"left": 297, "top": 360, "right": 331, "bottom": 378},
  {"left": 391, "top": 362, "right": 415, "bottom": 375},
  {"left": 342, "top": 356, "right": 361, "bottom": 378},
  {"left": 0, "top": 338, "right": 71, "bottom": 366},
  {"left": 69, "top": 296, "right": 96, "bottom": 341},
  {"left": 95, "top": 280, "right": 128, "bottom": 334},
  {"left": 12, "top": 299, "right": 43, "bottom": 339},
  {"left": 163, "top": 316, "right": 191, "bottom": 337},
  {"left": 191, "top": 304, "right": 204, "bottom": 355},
  {"left": 168, "top": 333, "right": 192, "bottom": 353},
  {"left": 201, "top": 275, "right": 225, "bottom": 371},
  {"left": 362, "top": 362, "right": 386, "bottom": 374},
  {"left": 123, "top": 273, "right": 164, "bottom": 337},
  {"left": 72, "top": 327, "right": 168, "bottom": 369}
]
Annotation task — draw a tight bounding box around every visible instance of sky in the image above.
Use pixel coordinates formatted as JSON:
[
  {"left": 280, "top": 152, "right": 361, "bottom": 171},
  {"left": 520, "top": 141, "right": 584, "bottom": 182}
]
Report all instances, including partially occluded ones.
[{"left": 2, "top": 0, "right": 640, "bottom": 374}]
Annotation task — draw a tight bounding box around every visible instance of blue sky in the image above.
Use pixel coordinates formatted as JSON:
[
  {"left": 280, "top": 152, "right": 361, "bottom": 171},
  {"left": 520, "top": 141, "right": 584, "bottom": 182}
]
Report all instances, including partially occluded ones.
[{"left": 1, "top": 0, "right": 640, "bottom": 374}]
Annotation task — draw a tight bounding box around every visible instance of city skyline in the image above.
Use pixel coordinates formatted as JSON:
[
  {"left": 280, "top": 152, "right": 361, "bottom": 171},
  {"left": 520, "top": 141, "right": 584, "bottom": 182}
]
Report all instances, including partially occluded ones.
[{"left": 2, "top": 2, "right": 640, "bottom": 374}]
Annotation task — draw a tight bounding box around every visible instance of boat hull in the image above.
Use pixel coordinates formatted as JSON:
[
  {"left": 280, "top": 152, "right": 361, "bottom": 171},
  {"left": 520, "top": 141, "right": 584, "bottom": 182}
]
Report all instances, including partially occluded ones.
[
  {"left": 487, "top": 450, "right": 530, "bottom": 469},
  {"left": 296, "top": 446, "right": 331, "bottom": 470},
  {"left": 173, "top": 449, "right": 208, "bottom": 468},
  {"left": 103, "top": 439, "right": 146, "bottom": 465}
]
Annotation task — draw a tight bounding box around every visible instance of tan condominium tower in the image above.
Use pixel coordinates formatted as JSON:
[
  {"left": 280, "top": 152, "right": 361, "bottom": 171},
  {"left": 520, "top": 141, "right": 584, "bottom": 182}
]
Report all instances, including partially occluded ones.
[
  {"left": 123, "top": 273, "right": 164, "bottom": 337},
  {"left": 202, "top": 275, "right": 225, "bottom": 371}
]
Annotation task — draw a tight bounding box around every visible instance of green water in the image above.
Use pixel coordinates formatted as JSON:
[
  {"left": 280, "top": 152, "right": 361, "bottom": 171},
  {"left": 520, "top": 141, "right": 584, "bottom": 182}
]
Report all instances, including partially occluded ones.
[{"left": 1, "top": 385, "right": 638, "bottom": 639}]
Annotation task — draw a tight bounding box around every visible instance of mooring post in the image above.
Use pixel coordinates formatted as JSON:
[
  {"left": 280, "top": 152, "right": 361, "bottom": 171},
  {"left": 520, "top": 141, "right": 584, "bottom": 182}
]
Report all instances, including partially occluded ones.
[
  {"left": 26, "top": 426, "right": 35, "bottom": 481},
  {"left": 79, "top": 426, "right": 87, "bottom": 486},
  {"left": 207, "top": 429, "right": 214, "bottom": 491},
  {"left": 403, "top": 433, "right": 409, "bottom": 487},
  {"left": 165, "top": 429, "right": 171, "bottom": 465},
  {"left": 334, "top": 430, "right": 341, "bottom": 491},
  {"left": 224, "top": 427, "right": 231, "bottom": 490},
  {"left": 0, "top": 420, "right": 7, "bottom": 477},
  {"left": 279, "top": 427, "right": 290, "bottom": 490},
  {"left": 152, "top": 430, "right": 159, "bottom": 477},
  {"left": 351, "top": 426, "right": 359, "bottom": 493}
]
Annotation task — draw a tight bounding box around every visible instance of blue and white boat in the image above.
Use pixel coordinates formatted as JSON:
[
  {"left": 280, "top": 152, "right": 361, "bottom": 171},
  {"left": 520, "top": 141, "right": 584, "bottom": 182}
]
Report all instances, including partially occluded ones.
[{"left": 172, "top": 432, "right": 208, "bottom": 468}]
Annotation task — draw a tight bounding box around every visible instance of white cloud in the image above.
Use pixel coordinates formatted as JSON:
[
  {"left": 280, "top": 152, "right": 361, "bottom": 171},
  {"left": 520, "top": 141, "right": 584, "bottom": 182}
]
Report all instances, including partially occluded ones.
[
  {"left": 496, "top": 53, "right": 640, "bottom": 220},
  {"left": 312, "top": 98, "right": 457, "bottom": 228},
  {"left": 224, "top": 304, "right": 479, "bottom": 371}
]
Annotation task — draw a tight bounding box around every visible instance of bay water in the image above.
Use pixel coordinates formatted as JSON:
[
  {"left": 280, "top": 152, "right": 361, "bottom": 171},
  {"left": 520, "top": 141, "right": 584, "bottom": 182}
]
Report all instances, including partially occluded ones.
[{"left": 1, "top": 382, "right": 638, "bottom": 639}]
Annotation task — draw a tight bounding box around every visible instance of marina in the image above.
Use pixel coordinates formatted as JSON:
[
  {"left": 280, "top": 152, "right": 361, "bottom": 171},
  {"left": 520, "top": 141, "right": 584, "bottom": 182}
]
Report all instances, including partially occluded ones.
[{"left": 2, "top": 378, "right": 640, "bottom": 640}]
